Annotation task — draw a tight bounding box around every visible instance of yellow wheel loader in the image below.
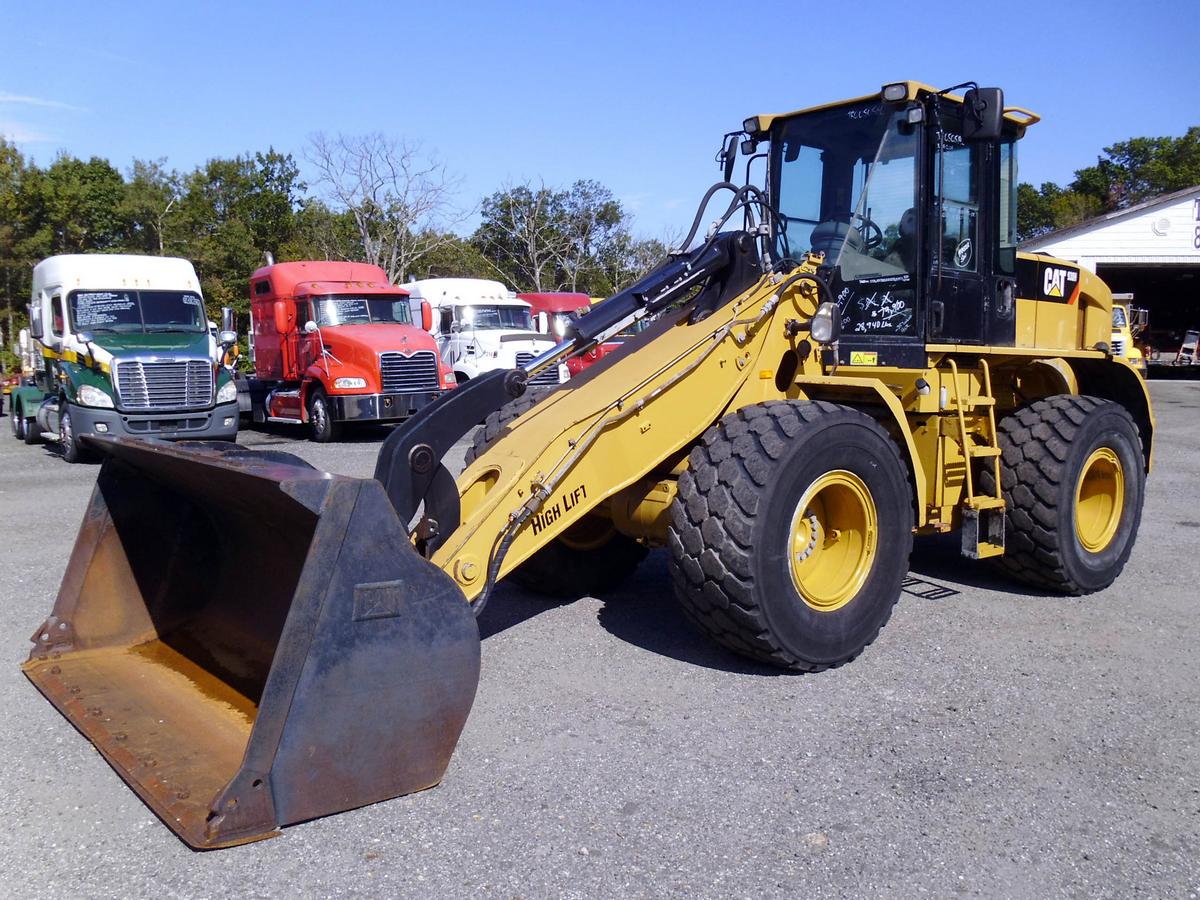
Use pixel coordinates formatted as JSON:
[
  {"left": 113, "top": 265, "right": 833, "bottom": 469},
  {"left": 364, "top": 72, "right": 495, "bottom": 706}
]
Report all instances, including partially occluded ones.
[{"left": 24, "top": 81, "right": 1154, "bottom": 848}]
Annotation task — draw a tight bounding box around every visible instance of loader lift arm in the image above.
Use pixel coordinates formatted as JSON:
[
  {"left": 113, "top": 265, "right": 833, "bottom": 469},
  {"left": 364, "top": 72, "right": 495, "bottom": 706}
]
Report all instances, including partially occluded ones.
[{"left": 373, "top": 228, "right": 765, "bottom": 559}]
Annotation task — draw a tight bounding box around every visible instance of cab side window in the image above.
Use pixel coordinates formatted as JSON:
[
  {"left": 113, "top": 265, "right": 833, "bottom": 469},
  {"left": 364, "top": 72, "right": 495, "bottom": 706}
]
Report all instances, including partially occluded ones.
[
  {"left": 934, "top": 142, "right": 980, "bottom": 272},
  {"left": 439, "top": 308, "right": 453, "bottom": 334},
  {"left": 52, "top": 292, "right": 65, "bottom": 338}
]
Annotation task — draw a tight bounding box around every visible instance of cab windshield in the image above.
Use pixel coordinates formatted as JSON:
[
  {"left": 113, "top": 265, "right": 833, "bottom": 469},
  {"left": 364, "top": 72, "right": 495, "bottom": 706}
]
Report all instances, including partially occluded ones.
[
  {"left": 1112, "top": 307, "right": 1128, "bottom": 329},
  {"left": 773, "top": 100, "right": 919, "bottom": 281},
  {"left": 313, "top": 295, "right": 412, "bottom": 326},
  {"left": 68, "top": 289, "right": 206, "bottom": 334},
  {"left": 457, "top": 305, "right": 533, "bottom": 330},
  {"left": 547, "top": 310, "right": 584, "bottom": 340}
]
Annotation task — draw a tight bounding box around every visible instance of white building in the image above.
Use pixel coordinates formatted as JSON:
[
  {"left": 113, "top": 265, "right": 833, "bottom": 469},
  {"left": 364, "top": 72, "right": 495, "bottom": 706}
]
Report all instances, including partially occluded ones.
[{"left": 1022, "top": 185, "right": 1200, "bottom": 353}]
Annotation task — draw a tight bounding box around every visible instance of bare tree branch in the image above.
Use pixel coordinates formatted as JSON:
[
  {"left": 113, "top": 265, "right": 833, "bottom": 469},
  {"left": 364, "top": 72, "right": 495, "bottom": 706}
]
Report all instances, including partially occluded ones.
[{"left": 306, "top": 133, "right": 468, "bottom": 282}]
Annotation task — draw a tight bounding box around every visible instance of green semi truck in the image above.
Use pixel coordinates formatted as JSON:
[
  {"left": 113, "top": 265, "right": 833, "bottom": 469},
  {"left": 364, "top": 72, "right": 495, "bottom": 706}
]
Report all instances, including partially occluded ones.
[{"left": 9, "top": 254, "right": 240, "bottom": 462}]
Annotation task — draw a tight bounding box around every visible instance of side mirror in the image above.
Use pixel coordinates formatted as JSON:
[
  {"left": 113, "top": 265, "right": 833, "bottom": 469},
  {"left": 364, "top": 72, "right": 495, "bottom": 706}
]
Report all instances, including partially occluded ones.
[
  {"left": 273, "top": 300, "right": 295, "bottom": 335},
  {"left": 421, "top": 300, "right": 432, "bottom": 332},
  {"left": 221, "top": 306, "right": 236, "bottom": 333},
  {"left": 219, "top": 330, "right": 238, "bottom": 345},
  {"left": 810, "top": 301, "right": 842, "bottom": 344},
  {"left": 18, "top": 329, "right": 30, "bottom": 353},
  {"left": 962, "top": 87, "right": 1004, "bottom": 142},
  {"left": 536, "top": 311, "right": 549, "bottom": 333},
  {"left": 303, "top": 320, "right": 319, "bottom": 335},
  {"left": 720, "top": 133, "right": 739, "bottom": 182}
]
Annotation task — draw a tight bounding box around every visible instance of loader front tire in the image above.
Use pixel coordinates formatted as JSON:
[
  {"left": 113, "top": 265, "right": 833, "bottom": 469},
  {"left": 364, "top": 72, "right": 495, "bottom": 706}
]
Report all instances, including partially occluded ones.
[
  {"left": 668, "top": 401, "right": 913, "bottom": 671},
  {"left": 465, "top": 387, "right": 647, "bottom": 598},
  {"left": 981, "top": 395, "right": 1144, "bottom": 594}
]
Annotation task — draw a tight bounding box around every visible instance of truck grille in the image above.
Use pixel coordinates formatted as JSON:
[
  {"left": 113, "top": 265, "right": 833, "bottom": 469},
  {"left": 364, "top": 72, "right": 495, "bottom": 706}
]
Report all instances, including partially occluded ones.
[
  {"left": 516, "top": 352, "right": 561, "bottom": 385},
  {"left": 1111, "top": 338, "right": 1125, "bottom": 355},
  {"left": 380, "top": 351, "right": 439, "bottom": 393},
  {"left": 115, "top": 360, "right": 213, "bottom": 410}
]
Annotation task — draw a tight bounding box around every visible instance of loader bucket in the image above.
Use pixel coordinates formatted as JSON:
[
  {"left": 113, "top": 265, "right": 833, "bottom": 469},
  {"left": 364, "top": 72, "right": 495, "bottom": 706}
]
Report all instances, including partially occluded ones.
[{"left": 22, "top": 437, "right": 480, "bottom": 849}]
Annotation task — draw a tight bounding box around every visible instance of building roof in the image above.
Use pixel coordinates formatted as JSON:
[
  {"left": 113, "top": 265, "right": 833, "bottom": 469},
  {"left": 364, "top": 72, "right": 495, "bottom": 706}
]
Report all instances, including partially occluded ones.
[{"left": 1021, "top": 184, "right": 1200, "bottom": 251}]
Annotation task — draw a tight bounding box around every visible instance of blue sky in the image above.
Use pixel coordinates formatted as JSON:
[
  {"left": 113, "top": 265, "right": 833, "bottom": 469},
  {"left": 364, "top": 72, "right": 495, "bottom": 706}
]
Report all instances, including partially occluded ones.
[{"left": 3, "top": 0, "right": 1198, "bottom": 239}]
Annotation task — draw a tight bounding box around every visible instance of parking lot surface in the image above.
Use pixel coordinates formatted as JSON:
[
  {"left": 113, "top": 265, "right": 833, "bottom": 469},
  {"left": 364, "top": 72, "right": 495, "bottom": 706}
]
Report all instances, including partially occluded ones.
[{"left": 1, "top": 382, "right": 1197, "bottom": 899}]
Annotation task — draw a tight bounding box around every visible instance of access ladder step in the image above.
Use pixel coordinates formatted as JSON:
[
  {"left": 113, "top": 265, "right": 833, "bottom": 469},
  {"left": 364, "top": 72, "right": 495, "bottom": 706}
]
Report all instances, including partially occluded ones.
[
  {"left": 969, "top": 446, "right": 1003, "bottom": 458},
  {"left": 961, "top": 504, "right": 1006, "bottom": 560},
  {"left": 965, "top": 395, "right": 996, "bottom": 407}
]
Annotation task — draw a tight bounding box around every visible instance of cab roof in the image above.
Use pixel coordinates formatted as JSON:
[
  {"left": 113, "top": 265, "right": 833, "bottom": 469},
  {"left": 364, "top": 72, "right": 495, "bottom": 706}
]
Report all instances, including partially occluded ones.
[
  {"left": 518, "top": 292, "right": 591, "bottom": 313},
  {"left": 250, "top": 261, "right": 407, "bottom": 299},
  {"left": 32, "top": 254, "right": 201, "bottom": 296},
  {"left": 746, "top": 81, "right": 1040, "bottom": 134}
]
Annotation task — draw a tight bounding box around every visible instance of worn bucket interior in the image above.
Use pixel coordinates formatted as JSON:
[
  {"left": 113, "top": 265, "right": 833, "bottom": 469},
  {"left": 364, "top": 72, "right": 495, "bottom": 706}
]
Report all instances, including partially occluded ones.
[{"left": 22, "top": 437, "right": 480, "bottom": 849}]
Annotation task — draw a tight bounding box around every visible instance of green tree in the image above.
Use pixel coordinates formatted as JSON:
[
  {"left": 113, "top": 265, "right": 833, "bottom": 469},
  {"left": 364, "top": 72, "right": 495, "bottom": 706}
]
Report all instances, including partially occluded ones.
[
  {"left": 472, "top": 179, "right": 637, "bottom": 294},
  {"left": 1070, "top": 127, "right": 1200, "bottom": 210},
  {"left": 169, "top": 150, "right": 304, "bottom": 319},
  {"left": 31, "top": 153, "right": 127, "bottom": 254},
  {"left": 121, "top": 158, "right": 181, "bottom": 254}
]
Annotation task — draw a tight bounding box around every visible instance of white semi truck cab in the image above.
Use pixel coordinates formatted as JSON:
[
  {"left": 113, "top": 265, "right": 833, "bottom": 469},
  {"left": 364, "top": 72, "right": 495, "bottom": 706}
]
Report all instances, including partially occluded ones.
[
  {"left": 9, "top": 254, "right": 239, "bottom": 461},
  {"left": 404, "top": 278, "right": 568, "bottom": 385}
]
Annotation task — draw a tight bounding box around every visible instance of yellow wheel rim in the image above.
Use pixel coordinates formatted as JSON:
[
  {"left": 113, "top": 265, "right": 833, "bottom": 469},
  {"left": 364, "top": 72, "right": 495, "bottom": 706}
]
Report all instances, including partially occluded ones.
[
  {"left": 1074, "top": 447, "right": 1124, "bottom": 553},
  {"left": 788, "top": 471, "right": 878, "bottom": 612}
]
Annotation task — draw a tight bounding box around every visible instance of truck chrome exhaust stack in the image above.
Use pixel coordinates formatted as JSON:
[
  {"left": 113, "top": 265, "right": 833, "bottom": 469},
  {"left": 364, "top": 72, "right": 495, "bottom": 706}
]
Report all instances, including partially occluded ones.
[{"left": 22, "top": 437, "right": 480, "bottom": 848}]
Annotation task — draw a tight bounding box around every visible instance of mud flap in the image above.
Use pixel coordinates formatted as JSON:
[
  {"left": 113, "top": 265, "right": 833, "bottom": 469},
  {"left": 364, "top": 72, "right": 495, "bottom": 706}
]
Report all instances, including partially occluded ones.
[{"left": 22, "top": 437, "right": 480, "bottom": 849}]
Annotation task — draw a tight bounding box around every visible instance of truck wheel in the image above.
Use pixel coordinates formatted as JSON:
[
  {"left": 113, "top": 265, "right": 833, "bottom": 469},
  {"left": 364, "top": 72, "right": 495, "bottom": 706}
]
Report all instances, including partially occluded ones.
[
  {"left": 980, "top": 395, "right": 1145, "bottom": 594},
  {"left": 59, "top": 409, "right": 89, "bottom": 463},
  {"left": 10, "top": 404, "right": 25, "bottom": 441},
  {"left": 464, "top": 388, "right": 647, "bottom": 598},
  {"left": 668, "top": 401, "right": 913, "bottom": 671},
  {"left": 307, "top": 388, "right": 343, "bottom": 443},
  {"left": 22, "top": 403, "right": 40, "bottom": 446}
]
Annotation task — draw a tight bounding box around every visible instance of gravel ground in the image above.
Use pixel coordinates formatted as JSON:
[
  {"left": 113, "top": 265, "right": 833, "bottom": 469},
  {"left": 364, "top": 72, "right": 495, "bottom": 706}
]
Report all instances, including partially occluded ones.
[{"left": 0, "top": 382, "right": 1197, "bottom": 899}]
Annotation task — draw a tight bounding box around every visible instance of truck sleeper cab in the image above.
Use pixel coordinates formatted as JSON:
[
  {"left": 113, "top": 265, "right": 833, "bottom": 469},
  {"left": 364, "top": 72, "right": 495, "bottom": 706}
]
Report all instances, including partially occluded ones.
[
  {"left": 10, "top": 254, "right": 238, "bottom": 461},
  {"left": 246, "top": 261, "right": 454, "bottom": 442},
  {"left": 405, "top": 279, "right": 569, "bottom": 386}
]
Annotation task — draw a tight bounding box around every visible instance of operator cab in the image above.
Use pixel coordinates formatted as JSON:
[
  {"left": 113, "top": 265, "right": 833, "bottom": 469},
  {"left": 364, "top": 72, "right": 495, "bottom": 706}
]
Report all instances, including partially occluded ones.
[{"left": 750, "top": 82, "right": 1034, "bottom": 366}]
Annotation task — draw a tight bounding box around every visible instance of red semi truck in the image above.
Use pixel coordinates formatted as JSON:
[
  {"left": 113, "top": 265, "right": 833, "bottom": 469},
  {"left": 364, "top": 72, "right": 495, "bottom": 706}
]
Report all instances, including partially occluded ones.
[
  {"left": 244, "top": 261, "right": 454, "bottom": 441},
  {"left": 519, "top": 292, "right": 591, "bottom": 342}
]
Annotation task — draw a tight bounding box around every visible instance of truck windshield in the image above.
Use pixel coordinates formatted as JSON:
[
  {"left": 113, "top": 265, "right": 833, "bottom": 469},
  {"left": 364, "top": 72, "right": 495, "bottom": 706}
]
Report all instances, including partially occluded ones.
[
  {"left": 1112, "top": 307, "right": 1128, "bottom": 328},
  {"left": 547, "top": 310, "right": 584, "bottom": 340},
  {"left": 457, "top": 305, "right": 533, "bottom": 330},
  {"left": 313, "top": 295, "right": 412, "bottom": 326},
  {"left": 68, "top": 289, "right": 206, "bottom": 334},
  {"left": 772, "top": 100, "right": 920, "bottom": 281}
]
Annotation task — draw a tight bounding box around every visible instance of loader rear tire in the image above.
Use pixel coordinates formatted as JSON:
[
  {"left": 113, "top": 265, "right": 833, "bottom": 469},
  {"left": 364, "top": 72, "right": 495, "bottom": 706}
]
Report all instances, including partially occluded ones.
[
  {"left": 464, "top": 387, "right": 647, "bottom": 598},
  {"left": 980, "top": 395, "right": 1144, "bottom": 594},
  {"left": 668, "top": 401, "right": 913, "bottom": 671}
]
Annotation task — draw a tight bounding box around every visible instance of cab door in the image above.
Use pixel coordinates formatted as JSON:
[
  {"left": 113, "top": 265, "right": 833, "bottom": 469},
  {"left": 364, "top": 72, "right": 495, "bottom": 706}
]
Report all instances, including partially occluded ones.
[
  {"left": 926, "top": 121, "right": 1018, "bottom": 347},
  {"left": 927, "top": 130, "right": 986, "bottom": 344}
]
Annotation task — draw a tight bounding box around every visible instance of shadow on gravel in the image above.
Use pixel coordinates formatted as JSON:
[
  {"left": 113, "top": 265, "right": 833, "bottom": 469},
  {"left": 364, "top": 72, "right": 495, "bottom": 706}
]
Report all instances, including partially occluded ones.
[
  {"left": 595, "top": 551, "right": 786, "bottom": 676},
  {"left": 907, "top": 533, "right": 1052, "bottom": 598},
  {"left": 476, "top": 582, "right": 565, "bottom": 640},
  {"left": 242, "top": 420, "right": 395, "bottom": 443}
]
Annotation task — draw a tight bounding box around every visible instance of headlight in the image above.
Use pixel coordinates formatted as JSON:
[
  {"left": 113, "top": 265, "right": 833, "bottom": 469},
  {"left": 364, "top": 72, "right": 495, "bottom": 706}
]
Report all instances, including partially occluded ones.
[
  {"left": 334, "top": 377, "right": 367, "bottom": 390},
  {"left": 216, "top": 380, "right": 238, "bottom": 403},
  {"left": 77, "top": 384, "right": 114, "bottom": 408}
]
